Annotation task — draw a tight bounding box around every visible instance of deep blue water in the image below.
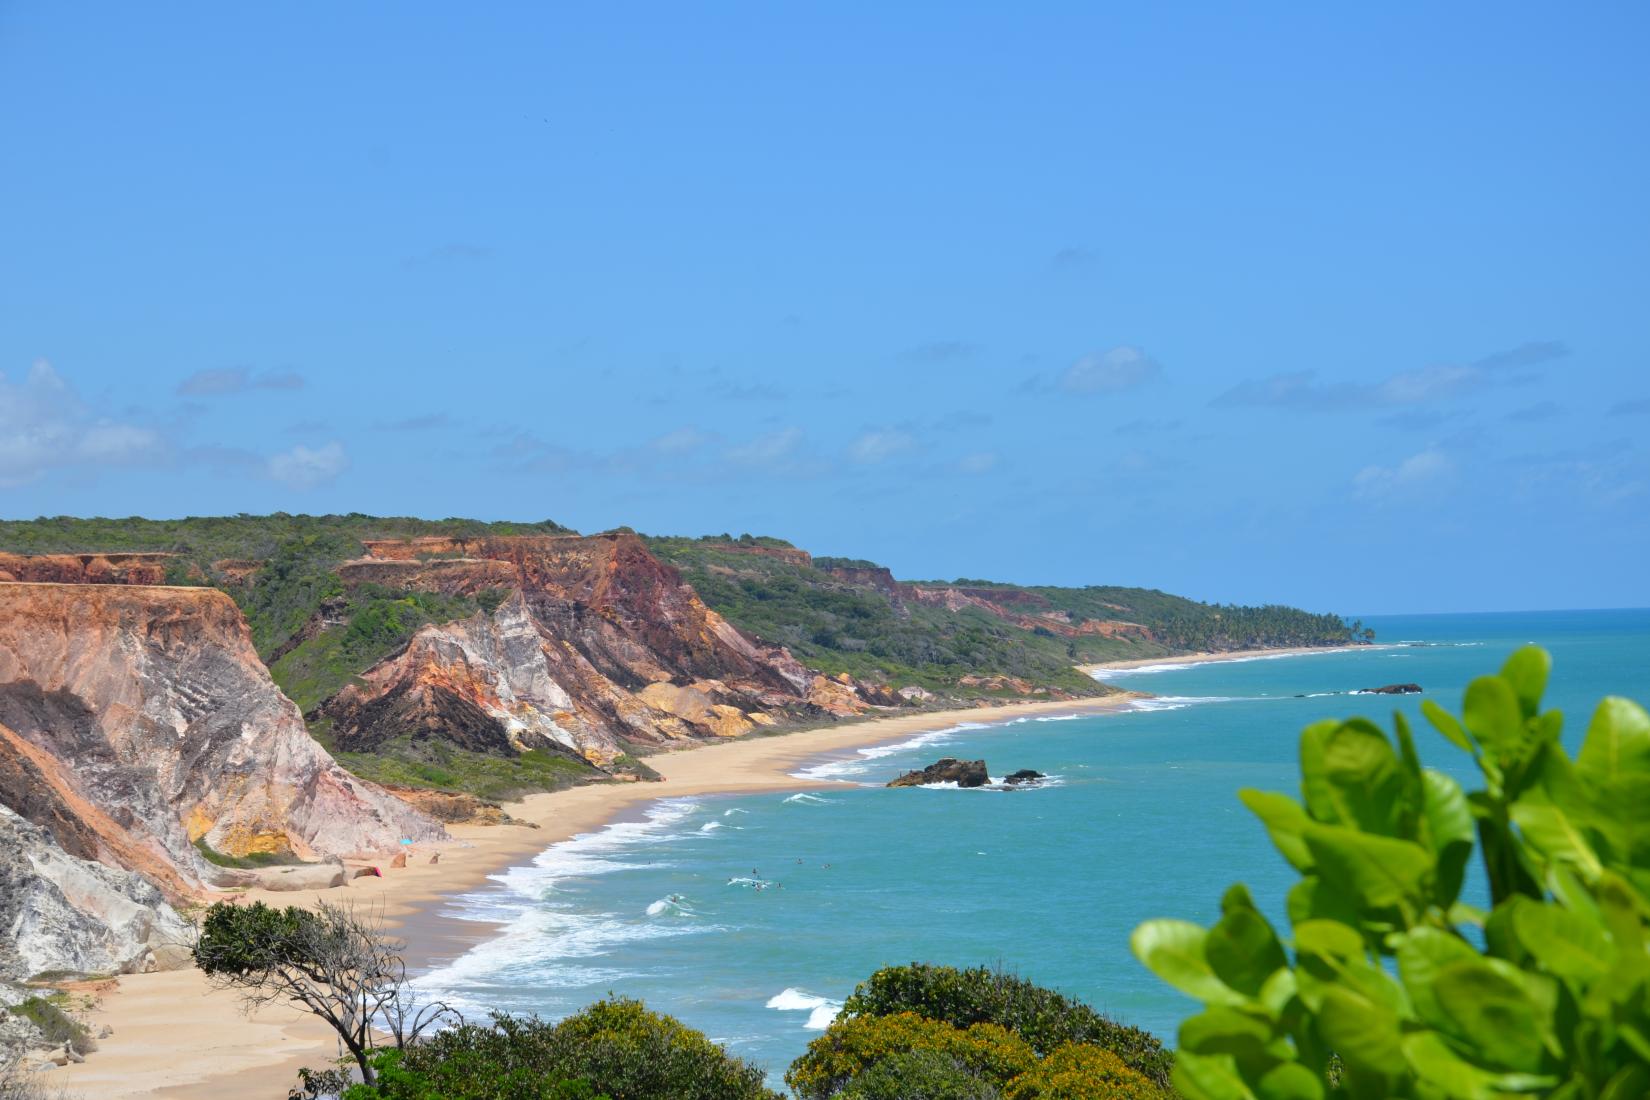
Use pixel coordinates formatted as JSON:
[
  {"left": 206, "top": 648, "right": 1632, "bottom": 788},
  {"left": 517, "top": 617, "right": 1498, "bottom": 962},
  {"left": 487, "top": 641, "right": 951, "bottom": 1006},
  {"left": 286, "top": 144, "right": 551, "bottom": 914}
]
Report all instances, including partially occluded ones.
[{"left": 413, "top": 610, "right": 1650, "bottom": 1086}]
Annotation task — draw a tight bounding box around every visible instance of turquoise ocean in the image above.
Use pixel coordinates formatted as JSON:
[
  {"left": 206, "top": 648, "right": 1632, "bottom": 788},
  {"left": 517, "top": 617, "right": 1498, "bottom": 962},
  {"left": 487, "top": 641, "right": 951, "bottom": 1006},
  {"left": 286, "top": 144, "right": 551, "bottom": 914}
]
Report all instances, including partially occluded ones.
[{"left": 412, "top": 610, "right": 1650, "bottom": 1085}]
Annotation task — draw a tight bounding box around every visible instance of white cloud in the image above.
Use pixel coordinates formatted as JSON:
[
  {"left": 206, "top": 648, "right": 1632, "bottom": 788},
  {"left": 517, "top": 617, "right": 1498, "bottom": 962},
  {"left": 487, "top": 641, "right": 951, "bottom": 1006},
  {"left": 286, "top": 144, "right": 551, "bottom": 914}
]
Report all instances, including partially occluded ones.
[
  {"left": 177, "top": 367, "right": 304, "bottom": 396},
  {"left": 268, "top": 441, "right": 349, "bottom": 489},
  {"left": 0, "top": 360, "right": 166, "bottom": 486},
  {"left": 725, "top": 427, "right": 804, "bottom": 467},
  {"left": 958, "top": 451, "right": 999, "bottom": 474},
  {"left": 848, "top": 428, "right": 917, "bottom": 465},
  {"left": 1353, "top": 448, "right": 1454, "bottom": 499},
  {"left": 650, "top": 427, "right": 710, "bottom": 455},
  {"left": 1059, "top": 346, "right": 1162, "bottom": 394}
]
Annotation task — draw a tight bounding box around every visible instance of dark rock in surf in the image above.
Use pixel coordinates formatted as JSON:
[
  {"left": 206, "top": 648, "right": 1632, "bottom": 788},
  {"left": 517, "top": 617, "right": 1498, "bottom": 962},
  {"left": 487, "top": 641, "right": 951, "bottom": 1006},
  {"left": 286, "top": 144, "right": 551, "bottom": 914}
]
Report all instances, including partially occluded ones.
[
  {"left": 1003, "top": 769, "right": 1046, "bottom": 785},
  {"left": 887, "top": 758, "right": 989, "bottom": 788},
  {"left": 1357, "top": 683, "right": 1422, "bottom": 695}
]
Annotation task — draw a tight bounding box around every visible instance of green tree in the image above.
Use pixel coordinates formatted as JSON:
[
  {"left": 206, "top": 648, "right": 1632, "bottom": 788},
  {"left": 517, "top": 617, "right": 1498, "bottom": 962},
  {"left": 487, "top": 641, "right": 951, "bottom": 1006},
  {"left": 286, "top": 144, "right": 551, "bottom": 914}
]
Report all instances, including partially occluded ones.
[
  {"left": 1132, "top": 646, "right": 1650, "bottom": 1098},
  {"left": 193, "top": 902, "right": 456, "bottom": 1086},
  {"left": 342, "top": 1002, "right": 777, "bottom": 1100}
]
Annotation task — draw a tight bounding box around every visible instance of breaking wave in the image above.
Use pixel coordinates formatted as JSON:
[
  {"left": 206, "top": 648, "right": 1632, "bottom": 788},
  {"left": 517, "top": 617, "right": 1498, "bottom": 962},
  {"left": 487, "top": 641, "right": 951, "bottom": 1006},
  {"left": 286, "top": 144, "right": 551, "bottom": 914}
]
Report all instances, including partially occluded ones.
[{"left": 766, "top": 988, "right": 842, "bottom": 1030}]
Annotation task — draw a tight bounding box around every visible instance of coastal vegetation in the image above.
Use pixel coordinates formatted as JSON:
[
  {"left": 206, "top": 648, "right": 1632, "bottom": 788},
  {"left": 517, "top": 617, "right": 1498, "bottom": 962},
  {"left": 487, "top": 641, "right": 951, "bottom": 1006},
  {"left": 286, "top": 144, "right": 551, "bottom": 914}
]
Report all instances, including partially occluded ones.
[
  {"left": 1134, "top": 646, "right": 1650, "bottom": 1098},
  {"left": 648, "top": 535, "right": 1357, "bottom": 695},
  {"left": 836, "top": 963, "right": 1172, "bottom": 1085},
  {"left": 193, "top": 901, "right": 456, "bottom": 1086},
  {"left": 341, "top": 1001, "right": 777, "bottom": 1100},
  {"left": 0, "top": 514, "right": 1360, "bottom": 803}
]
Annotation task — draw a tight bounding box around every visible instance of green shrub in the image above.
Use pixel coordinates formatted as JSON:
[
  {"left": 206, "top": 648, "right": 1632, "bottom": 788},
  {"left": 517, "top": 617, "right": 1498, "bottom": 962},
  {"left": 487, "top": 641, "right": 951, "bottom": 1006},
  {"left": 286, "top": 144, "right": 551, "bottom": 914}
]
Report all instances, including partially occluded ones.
[
  {"left": 1133, "top": 646, "right": 1650, "bottom": 1098},
  {"left": 12, "top": 996, "right": 96, "bottom": 1055},
  {"left": 368, "top": 1002, "right": 776, "bottom": 1100},
  {"left": 786, "top": 1011, "right": 1035, "bottom": 1099},
  {"left": 1003, "top": 1044, "right": 1167, "bottom": 1099},
  {"left": 544, "top": 997, "right": 776, "bottom": 1100},
  {"left": 341, "top": 1045, "right": 606, "bottom": 1100},
  {"left": 838, "top": 964, "right": 1172, "bottom": 1087},
  {"left": 839, "top": 1050, "right": 1003, "bottom": 1099}
]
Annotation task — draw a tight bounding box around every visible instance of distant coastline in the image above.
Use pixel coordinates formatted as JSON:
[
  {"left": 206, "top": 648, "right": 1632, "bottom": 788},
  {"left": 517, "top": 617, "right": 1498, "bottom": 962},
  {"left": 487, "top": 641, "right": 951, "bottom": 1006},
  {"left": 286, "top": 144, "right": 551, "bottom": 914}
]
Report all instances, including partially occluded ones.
[{"left": 1081, "top": 642, "right": 1374, "bottom": 676}]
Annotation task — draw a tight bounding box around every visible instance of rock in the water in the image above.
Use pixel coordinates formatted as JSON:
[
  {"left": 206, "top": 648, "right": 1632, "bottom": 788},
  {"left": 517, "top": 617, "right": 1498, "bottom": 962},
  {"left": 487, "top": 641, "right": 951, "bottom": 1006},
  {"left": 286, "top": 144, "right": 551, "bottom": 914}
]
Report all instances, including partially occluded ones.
[
  {"left": 1003, "top": 769, "right": 1046, "bottom": 785},
  {"left": 887, "top": 758, "right": 989, "bottom": 788},
  {"left": 1358, "top": 683, "right": 1423, "bottom": 695},
  {"left": 0, "top": 804, "right": 192, "bottom": 984}
]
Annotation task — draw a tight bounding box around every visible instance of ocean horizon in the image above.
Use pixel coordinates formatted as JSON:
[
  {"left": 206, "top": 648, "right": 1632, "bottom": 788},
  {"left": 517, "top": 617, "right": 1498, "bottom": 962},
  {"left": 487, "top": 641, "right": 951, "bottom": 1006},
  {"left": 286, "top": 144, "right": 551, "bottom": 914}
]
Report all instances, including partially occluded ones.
[{"left": 413, "top": 608, "right": 1650, "bottom": 1085}]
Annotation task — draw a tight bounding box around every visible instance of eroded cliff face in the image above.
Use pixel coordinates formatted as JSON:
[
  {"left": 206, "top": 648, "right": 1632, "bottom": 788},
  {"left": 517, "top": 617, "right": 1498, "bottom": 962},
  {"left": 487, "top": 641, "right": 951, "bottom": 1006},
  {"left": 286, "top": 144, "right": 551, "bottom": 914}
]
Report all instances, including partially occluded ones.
[
  {"left": 0, "top": 804, "right": 191, "bottom": 983},
  {"left": 0, "top": 552, "right": 179, "bottom": 586},
  {"left": 322, "top": 534, "right": 877, "bottom": 764},
  {"left": 0, "top": 584, "right": 442, "bottom": 889}
]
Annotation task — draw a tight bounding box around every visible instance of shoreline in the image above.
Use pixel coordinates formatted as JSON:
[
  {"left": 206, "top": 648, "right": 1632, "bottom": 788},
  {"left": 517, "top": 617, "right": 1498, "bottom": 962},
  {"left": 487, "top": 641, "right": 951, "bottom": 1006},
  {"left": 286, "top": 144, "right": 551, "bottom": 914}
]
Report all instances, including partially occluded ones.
[
  {"left": 56, "top": 691, "right": 1143, "bottom": 1099},
  {"left": 1081, "top": 642, "right": 1372, "bottom": 676}
]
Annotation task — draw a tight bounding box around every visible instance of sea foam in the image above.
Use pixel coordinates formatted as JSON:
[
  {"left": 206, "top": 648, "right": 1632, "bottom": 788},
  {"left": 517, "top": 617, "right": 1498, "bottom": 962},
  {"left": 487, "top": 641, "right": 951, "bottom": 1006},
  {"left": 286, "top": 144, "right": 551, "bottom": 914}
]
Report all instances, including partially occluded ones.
[
  {"left": 766, "top": 988, "right": 842, "bottom": 1030},
  {"left": 790, "top": 722, "right": 992, "bottom": 783}
]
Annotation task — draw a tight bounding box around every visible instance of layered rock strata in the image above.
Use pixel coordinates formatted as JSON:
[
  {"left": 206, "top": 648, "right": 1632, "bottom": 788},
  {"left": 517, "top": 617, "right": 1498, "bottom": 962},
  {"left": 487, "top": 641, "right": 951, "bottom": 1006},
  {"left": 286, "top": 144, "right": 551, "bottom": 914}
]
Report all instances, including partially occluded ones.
[
  {"left": 0, "top": 804, "right": 192, "bottom": 983},
  {"left": 0, "top": 552, "right": 178, "bottom": 586},
  {"left": 322, "top": 534, "right": 885, "bottom": 764},
  {"left": 0, "top": 583, "right": 442, "bottom": 890}
]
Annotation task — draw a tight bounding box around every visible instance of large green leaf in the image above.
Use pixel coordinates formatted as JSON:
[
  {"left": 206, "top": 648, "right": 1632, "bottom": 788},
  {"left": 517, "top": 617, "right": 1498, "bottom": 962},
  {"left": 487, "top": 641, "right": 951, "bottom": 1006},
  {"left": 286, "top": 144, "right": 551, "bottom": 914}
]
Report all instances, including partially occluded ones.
[
  {"left": 1317, "top": 719, "right": 1416, "bottom": 838},
  {"left": 1285, "top": 876, "right": 1360, "bottom": 929},
  {"left": 1207, "top": 903, "right": 1288, "bottom": 997},
  {"left": 1576, "top": 697, "right": 1650, "bottom": 788},
  {"left": 1463, "top": 675, "right": 1527, "bottom": 763},
  {"left": 1172, "top": 1049, "right": 1261, "bottom": 1100},
  {"left": 1253, "top": 1062, "right": 1324, "bottom": 1100},
  {"left": 1396, "top": 927, "right": 1481, "bottom": 1029},
  {"left": 1402, "top": 1031, "right": 1556, "bottom": 1100},
  {"left": 1510, "top": 898, "right": 1613, "bottom": 986},
  {"left": 1241, "top": 789, "right": 1315, "bottom": 872},
  {"left": 1292, "top": 918, "right": 1364, "bottom": 962},
  {"left": 1421, "top": 768, "right": 1475, "bottom": 907},
  {"left": 1298, "top": 720, "right": 1341, "bottom": 825},
  {"left": 1132, "top": 919, "right": 1246, "bottom": 1005},
  {"left": 1314, "top": 982, "right": 1403, "bottom": 1076},
  {"left": 1510, "top": 797, "right": 1604, "bottom": 881},
  {"left": 1500, "top": 646, "right": 1551, "bottom": 719},
  {"left": 1422, "top": 698, "right": 1475, "bottom": 754},
  {"left": 1302, "top": 823, "right": 1433, "bottom": 914},
  {"left": 1433, "top": 958, "right": 1549, "bottom": 1072},
  {"left": 1179, "top": 1005, "right": 1281, "bottom": 1070}
]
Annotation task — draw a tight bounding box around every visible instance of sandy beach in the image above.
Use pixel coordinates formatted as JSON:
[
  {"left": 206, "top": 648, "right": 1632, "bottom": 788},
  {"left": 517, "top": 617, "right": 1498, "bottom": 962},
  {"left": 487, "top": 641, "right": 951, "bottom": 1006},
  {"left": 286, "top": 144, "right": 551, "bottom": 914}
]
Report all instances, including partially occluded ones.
[
  {"left": 1082, "top": 643, "right": 1372, "bottom": 676},
  {"left": 53, "top": 692, "right": 1144, "bottom": 1099}
]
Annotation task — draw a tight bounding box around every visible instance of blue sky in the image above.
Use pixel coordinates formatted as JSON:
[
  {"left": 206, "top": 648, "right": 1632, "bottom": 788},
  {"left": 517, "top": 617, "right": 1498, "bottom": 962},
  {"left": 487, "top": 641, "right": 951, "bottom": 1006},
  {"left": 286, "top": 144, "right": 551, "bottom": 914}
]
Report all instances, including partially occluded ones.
[{"left": 2, "top": 4, "right": 1646, "bottom": 615}]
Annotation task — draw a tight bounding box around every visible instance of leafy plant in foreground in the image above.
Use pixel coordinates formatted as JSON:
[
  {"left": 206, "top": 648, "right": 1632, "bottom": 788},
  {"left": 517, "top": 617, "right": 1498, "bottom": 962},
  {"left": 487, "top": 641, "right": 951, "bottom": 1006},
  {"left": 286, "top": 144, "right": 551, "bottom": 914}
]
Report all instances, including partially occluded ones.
[{"left": 1132, "top": 646, "right": 1650, "bottom": 1098}]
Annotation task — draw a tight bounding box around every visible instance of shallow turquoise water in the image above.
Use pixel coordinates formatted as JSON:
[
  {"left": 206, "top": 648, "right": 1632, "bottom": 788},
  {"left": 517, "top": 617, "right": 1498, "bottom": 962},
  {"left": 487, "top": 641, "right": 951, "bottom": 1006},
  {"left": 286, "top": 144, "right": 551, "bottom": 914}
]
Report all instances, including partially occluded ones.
[{"left": 415, "top": 610, "right": 1650, "bottom": 1084}]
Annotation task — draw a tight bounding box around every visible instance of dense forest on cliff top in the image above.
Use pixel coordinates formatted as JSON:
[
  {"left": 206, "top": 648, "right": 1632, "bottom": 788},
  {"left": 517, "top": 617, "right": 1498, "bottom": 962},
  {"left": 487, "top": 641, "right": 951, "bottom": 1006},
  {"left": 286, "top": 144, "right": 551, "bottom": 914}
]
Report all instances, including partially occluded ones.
[{"left": 646, "top": 535, "right": 1356, "bottom": 694}]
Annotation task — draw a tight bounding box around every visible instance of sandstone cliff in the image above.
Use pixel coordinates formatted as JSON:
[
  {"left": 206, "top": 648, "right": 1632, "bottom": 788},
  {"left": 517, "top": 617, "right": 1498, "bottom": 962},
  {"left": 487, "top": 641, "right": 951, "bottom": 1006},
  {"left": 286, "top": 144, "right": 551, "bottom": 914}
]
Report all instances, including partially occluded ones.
[
  {"left": 0, "top": 552, "right": 179, "bottom": 586},
  {"left": 321, "top": 534, "right": 877, "bottom": 765},
  {"left": 0, "top": 583, "right": 442, "bottom": 890},
  {"left": 0, "top": 804, "right": 191, "bottom": 983}
]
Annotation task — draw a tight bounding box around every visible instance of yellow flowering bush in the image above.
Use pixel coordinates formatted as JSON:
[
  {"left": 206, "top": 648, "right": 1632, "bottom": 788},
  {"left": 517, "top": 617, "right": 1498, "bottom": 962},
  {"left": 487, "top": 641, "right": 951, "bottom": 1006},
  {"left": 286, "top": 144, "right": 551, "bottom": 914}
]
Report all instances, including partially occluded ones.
[
  {"left": 1004, "top": 1043, "right": 1169, "bottom": 1100},
  {"left": 785, "top": 1011, "right": 1035, "bottom": 1099}
]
